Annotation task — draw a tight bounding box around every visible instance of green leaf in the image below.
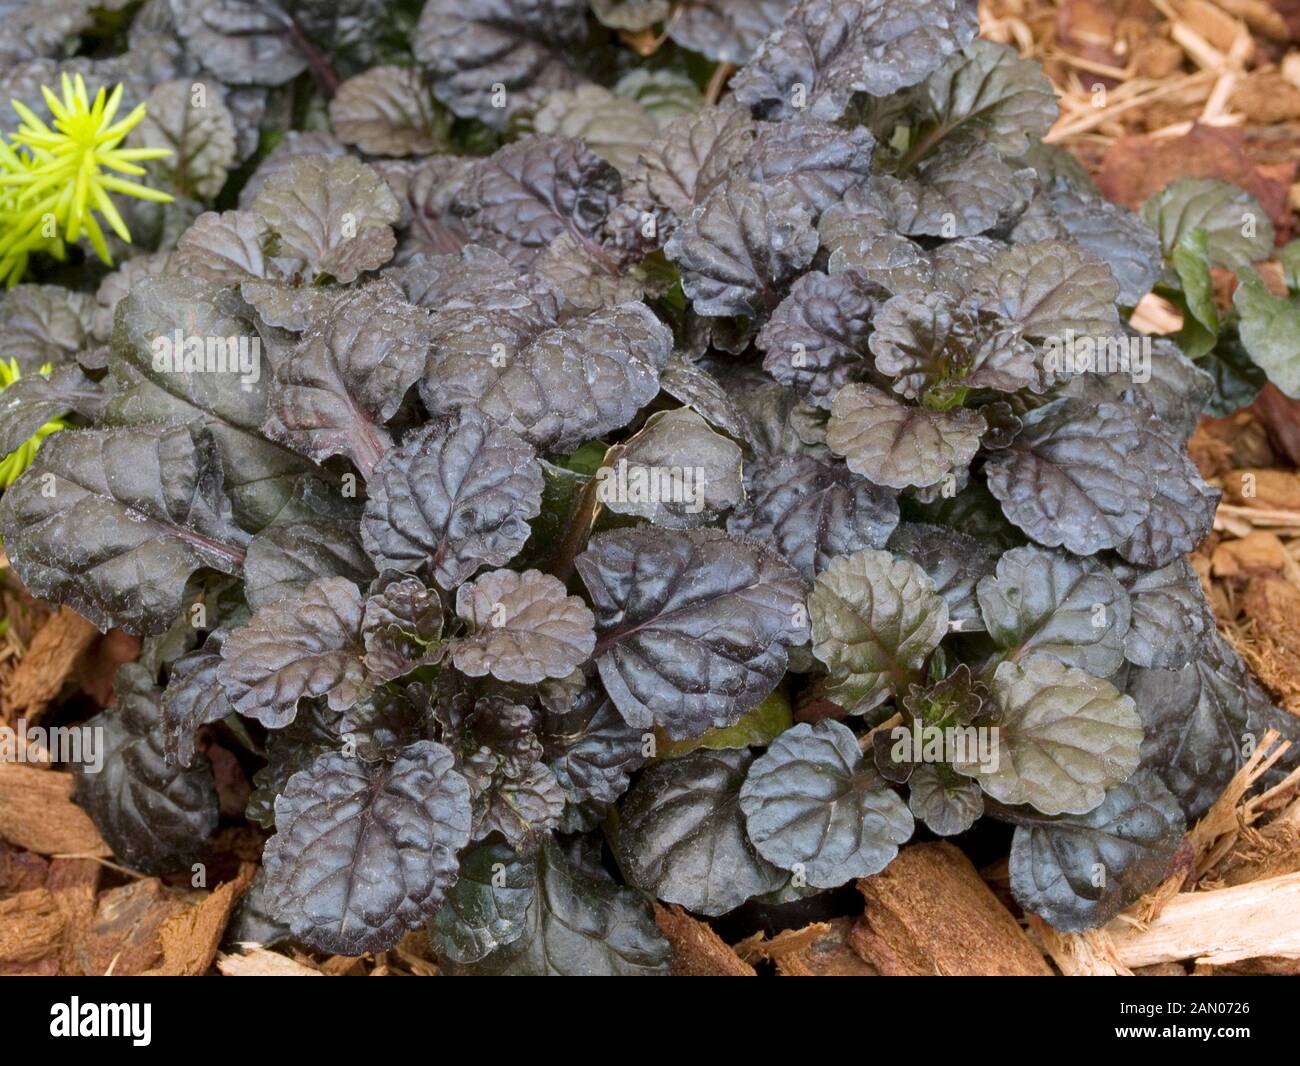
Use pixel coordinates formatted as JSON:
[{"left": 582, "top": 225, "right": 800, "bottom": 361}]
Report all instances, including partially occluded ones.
[
  {"left": 1141, "top": 177, "right": 1274, "bottom": 270},
  {"left": 1171, "top": 228, "right": 1218, "bottom": 358},
  {"left": 1281, "top": 239, "right": 1300, "bottom": 293},
  {"left": 657, "top": 690, "right": 793, "bottom": 757},
  {"left": 809, "top": 548, "right": 949, "bottom": 716},
  {"left": 1233, "top": 268, "right": 1300, "bottom": 398},
  {"left": 977, "top": 545, "right": 1131, "bottom": 676},
  {"left": 956, "top": 655, "right": 1143, "bottom": 816}
]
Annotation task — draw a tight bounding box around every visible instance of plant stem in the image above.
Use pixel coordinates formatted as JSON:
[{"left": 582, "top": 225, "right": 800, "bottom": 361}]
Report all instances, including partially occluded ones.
[
  {"left": 288, "top": 18, "right": 340, "bottom": 98},
  {"left": 549, "top": 444, "right": 624, "bottom": 583}
]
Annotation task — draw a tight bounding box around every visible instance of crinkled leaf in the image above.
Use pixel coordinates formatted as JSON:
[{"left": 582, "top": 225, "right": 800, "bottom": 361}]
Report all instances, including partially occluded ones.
[
  {"left": 977, "top": 546, "right": 1131, "bottom": 676},
  {"left": 1044, "top": 182, "right": 1162, "bottom": 307},
  {"left": 1063, "top": 335, "right": 1212, "bottom": 441},
  {"left": 533, "top": 85, "right": 660, "bottom": 175},
  {"left": 252, "top": 156, "right": 400, "bottom": 282},
  {"left": 387, "top": 244, "right": 525, "bottom": 312},
  {"left": 245, "top": 698, "right": 353, "bottom": 829},
  {"left": 330, "top": 65, "right": 444, "bottom": 156},
  {"left": 106, "top": 273, "right": 312, "bottom": 532},
  {"left": 1124, "top": 632, "right": 1259, "bottom": 821},
  {"left": 731, "top": 0, "right": 977, "bottom": 120},
  {"left": 162, "top": 643, "right": 234, "bottom": 769},
  {"left": 130, "top": 78, "right": 237, "bottom": 200},
  {"left": 984, "top": 400, "right": 1152, "bottom": 556},
  {"left": 1008, "top": 770, "right": 1185, "bottom": 931},
  {"left": 422, "top": 299, "right": 672, "bottom": 452},
  {"left": 0, "top": 284, "right": 94, "bottom": 370},
  {"left": 172, "top": 0, "right": 307, "bottom": 85},
  {"left": 956, "top": 656, "right": 1142, "bottom": 816},
  {"left": 427, "top": 841, "right": 534, "bottom": 964},
  {"left": 758, "top": 270, "right": 874, "bottom": 406},
  {"left": 73, "top": 663, "right": 218, "bottom": 874},
  {"left": 658, "top": 355, "right": 751, "bottom": 445},
  {"left": 1114, "top": 417, "right": 1219, "bottom": 568},
  {"left": 437, "top": 835, "right": 669, "bottom": 975},
  {"left": 611, "top": 71, "right": 700, "bottom": 130},
  {"left": 669, "top": 0, "right": 793, "bottom": 63},
  {"left": 219, "top": 577, "right": 367, "bottom": 728},
  {"left": 244, "top": 514, "right": 373, "bottom": 612},
  {"left": 907, "top": 763, "right": 984, "bottom": 836},
  {"left": 664, "top": 175, "right": 818, "bottom": 319},
  {"left": 972, "top": 240, "right": 1121, "bottom": 340},
  {"left": 910, "top": 39, "right": 1057, "bottom": 158},
  {"left": 877, "top": 143, "right": 1035, "bottom": 238},
  {"left": 361, "top": 408, "right": 542, "bottom": 588},
  {"left": 262, "top": 282, "right": 433, "bottom": 476},
  {"left": 451, "top": 569, "right": 596, "bottom": 684},
  {"left": 601, "top": 408, "right": 744, "bottom": 528},
  {"left": 739, "top": 720, "right": 914, "bottom": 887},
  {"left": 541, "top": 685, "right": 645, "bottom": 805},
  {"left": 361, "top": 574, "right": 445, "bottom": 682},
  {"left": 0, "top": 425, "right": 248, "bottom": 634},
  {"left": 472, "top": 760, "right": 566, "bottom": 847},
  {"left": 617, "top": 748, "right": 786, "bottom": 915},
  {"left": 869, "top": 290, "right": 1039, "bottom": 400},
  {"left": 576, "top": 527, "right": 808, "bottom": 739},
  {"left": 452, "top": 136, "right": 621, "bottom": 265},
  {"left": 728, "top": 454, "right": 898, "bottom": 581},
  {"left": 413, "top": 0, "right": 588, "bottom": 126},
  {"left": 1115, "top": 559, "right": 1213, "bottom": 670},
  {"left": 263, "top": 740, "right": 471, "bottom": 955},
  {"left": 724, "top": 377, "right": 828, "bottom": 459},
  {"left": 172, "top": 210, "right": 276, "bottom": 285},
  {"left": 640, "top": 103, "right": 755, "bottom": 218},
  {"left": 888, "top": 521, "right": 1000, "bottom": 632},
  {"left": 743, "top": 120, "right": 874, "bottom": 216},
  {"left": 809, "top": 548, "right": 948, "bottom": 716},
  {"left": 826, "top": 383, "right": 985, "bottom": 490}
]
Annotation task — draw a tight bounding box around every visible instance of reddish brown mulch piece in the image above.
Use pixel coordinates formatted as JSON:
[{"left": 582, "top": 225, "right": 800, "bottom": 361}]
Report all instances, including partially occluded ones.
[
  {"left": 0, "top": 763, "right": 111, "bottom": 858},
  {"left": 143, "top": 863, "right": 258, "bottom": 977},
  {"left": 1, "top": 607, "right": 99, "bottom": 720},
  {"left": 0, "top": 888, "right": 66, "bottom": 975},
  {"left": 781, "top": 919, "right": 880, "bottom": 976},
  {"left": 1252, "top": 386, "right": 1300, "bottom": 467},
  {"left": 654, "top": 904, "right": 756, "bottom": 976},
  {"left": 1098, "top": 124, "right": 1296, "bottom": 237},
  {"left": 854, "top": 842, "right": 1053, "bottom": 976}
]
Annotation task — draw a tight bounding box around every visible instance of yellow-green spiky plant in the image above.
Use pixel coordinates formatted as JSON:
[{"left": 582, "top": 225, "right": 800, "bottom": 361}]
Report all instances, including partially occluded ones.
[{"left": 0, "top": 74, "right": 173, "bottom": 286}]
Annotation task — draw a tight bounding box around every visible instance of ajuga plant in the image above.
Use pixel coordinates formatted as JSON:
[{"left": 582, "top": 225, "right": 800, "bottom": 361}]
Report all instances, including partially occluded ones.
[{"left": 2, "top": 0, "right": 1298, "bottom": 974}]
